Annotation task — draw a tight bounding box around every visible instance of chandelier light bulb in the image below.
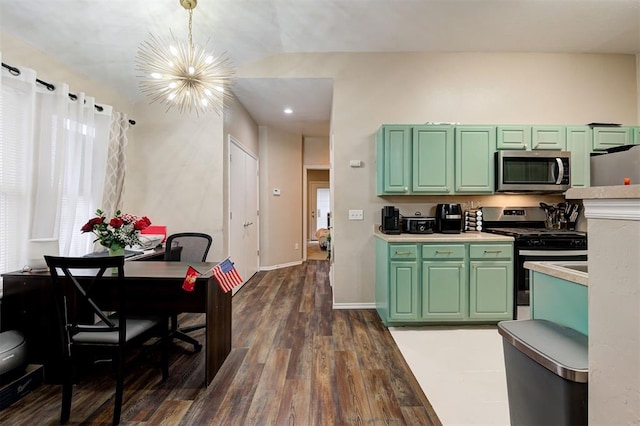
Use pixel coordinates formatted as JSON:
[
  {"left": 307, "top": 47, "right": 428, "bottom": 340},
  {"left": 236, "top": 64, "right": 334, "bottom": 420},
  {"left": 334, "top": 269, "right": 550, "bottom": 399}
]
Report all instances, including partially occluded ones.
[{"left": 135, "top": 0, "right": 235, "bottom": 116}]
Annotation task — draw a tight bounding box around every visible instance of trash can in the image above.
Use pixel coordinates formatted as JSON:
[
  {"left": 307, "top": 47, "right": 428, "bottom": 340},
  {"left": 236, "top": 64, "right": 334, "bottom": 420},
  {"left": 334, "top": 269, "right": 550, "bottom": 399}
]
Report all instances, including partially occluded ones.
[{"left": 498, "top": 319, "right": 588, "bottom": 425}]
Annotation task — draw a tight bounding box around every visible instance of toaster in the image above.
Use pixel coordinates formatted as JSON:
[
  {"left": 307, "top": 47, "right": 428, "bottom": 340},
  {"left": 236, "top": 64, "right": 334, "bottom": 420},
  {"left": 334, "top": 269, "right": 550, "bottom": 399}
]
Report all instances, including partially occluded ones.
[{"left": 403, "top": 216, "right": 436, "bottom": 234}]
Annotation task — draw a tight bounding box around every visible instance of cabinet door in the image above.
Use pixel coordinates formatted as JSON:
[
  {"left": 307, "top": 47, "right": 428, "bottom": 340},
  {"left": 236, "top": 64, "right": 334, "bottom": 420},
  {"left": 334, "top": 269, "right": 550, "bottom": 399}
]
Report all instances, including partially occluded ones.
[
  {"left": 566, "top": 126, "right": 592, "bottom": 188},
  {"left": 412, "top": 125, "right": 454, "bottom": 193},
  {"left": 592, "top": 127, "right": 632, "bottom": 151},
  {"left": 421, "top": 261, "right": 466, "bottom": 320},
  {"left": 377, "top": 125, "right": 411, "bottom": 194},
  {"left": 469, "top": 261, "right": 513, "bottom": 320},
  {"left": 390, "top": 261, "right": 418, "bottom": 320},
  {"left": 455, "top": 126, "right": 496, "bottom": 193},
  {"left": 496, "top": 126, "right": 530, "bottom": 150},
  {"left": 633, "top": 127, "right": 640, "bottom": 145},
  {"left": 531, "top": 126, "right": 566, "bottom": 150}
]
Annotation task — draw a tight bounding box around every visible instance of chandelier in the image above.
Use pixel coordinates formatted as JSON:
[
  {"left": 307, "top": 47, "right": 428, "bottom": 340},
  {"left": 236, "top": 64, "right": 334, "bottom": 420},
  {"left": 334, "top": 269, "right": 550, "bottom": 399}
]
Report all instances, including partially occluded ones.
[{"left": 136, "top": 0, "right": 235, "bottom": 116}]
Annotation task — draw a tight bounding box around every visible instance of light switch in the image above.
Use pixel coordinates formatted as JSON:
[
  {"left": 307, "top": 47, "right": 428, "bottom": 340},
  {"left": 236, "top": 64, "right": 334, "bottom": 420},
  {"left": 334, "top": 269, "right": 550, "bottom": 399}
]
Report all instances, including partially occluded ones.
[
  {"left": 349, "top": 209, "right": 364, "bottom": 220},
  {"left": 349, "top": 160, "right": 362, "bottom": 167}
]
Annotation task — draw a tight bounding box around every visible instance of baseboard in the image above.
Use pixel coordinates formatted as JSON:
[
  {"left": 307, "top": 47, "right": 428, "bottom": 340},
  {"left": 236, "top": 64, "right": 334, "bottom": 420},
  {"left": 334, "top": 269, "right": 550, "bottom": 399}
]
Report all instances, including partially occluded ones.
[
  {"left": 332, "top": 302, "right": 376, "bottom": 310},
  {"left": 259, "top": 260, "right": 303, "bottom": 271}
]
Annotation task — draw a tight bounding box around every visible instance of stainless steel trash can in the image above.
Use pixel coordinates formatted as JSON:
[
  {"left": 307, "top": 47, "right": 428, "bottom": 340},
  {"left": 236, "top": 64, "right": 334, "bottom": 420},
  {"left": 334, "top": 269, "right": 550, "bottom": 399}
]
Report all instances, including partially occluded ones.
[{"left": 498, "top": 319, "right": 588, "bottom": 426}]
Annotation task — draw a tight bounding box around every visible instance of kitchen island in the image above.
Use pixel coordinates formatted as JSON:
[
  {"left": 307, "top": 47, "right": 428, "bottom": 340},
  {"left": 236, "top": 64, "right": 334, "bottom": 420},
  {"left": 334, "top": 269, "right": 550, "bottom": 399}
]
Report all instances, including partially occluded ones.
[
  {"left": 524, "top": 261, "right": 588, "bottom": 335},
  {"left": 374, "top": 229, "right": 514, "bottom": 326}
]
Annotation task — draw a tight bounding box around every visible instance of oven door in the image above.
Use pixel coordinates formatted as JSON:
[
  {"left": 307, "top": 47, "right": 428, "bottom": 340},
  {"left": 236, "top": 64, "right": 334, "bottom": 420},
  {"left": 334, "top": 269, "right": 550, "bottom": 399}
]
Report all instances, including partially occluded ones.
[{"left": 516, "top": 249, "right": 588, "bottom": 307}]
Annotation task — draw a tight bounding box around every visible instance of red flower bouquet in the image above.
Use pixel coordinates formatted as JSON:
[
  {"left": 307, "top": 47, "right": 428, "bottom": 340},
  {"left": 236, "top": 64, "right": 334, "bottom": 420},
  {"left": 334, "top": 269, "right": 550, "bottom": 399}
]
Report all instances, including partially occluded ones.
[{"left": 81, "top": 209, "right": 151, "bottom": 251}]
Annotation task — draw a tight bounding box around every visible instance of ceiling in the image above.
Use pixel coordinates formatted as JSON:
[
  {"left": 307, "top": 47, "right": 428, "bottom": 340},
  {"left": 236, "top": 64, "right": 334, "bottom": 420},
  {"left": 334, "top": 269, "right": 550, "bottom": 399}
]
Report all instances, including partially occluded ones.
[{"left": 1, "top": 0, "right": 639, "bottom": 136}]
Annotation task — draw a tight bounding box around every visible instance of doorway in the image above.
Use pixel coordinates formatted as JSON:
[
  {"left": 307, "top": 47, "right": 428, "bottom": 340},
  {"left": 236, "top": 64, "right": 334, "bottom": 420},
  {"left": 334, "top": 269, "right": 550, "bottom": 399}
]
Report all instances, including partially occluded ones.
[{"left": 305, "top": 168, "right": 330, "bottom": 261}]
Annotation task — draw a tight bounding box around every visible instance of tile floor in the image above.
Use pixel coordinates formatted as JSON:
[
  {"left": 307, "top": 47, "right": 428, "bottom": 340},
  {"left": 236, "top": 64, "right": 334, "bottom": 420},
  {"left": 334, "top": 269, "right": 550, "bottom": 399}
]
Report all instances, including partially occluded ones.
[{"left": 389, "top": 307, "right": 530, "bottom": 426}]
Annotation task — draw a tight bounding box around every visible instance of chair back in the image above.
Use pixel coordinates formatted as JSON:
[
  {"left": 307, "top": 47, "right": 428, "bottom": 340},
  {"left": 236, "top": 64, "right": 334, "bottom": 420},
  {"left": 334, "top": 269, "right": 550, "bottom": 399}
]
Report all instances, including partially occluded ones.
[
  {"left": 164, "top": 233, "right": 212, "bottom": 262},
  {"left": 44, "top": 255, "right": 126, "bottom": 352}
]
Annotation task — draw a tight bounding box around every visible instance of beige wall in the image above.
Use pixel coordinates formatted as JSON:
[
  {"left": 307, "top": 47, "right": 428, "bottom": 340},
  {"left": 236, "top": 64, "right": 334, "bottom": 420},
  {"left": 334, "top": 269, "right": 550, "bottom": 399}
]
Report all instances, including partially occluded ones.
[
  {"left": 127, "top": 101, "right": 226, "bottom": 262},
  {"left": 240, "top": 52, "right": 638, "bottom": 305},
  {"left": 303, "top": 136, "right": 330, "bottom": 165},
  {"left": 258, "top": 126, "right": 304, "bottom": 267}
]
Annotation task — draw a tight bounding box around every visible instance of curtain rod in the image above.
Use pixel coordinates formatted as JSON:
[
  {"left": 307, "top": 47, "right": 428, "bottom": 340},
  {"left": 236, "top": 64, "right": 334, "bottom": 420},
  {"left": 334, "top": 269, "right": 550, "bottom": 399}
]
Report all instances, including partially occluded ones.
[{"left": 2, "top": 62, "right": 136, "bottom": 126}]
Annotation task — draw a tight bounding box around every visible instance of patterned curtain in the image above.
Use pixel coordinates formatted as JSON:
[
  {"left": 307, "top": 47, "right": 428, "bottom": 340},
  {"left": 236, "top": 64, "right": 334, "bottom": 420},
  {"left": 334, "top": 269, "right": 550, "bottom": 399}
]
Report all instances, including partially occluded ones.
[{"left": 101, "top": 112, "right": 130, "bottom": 219}]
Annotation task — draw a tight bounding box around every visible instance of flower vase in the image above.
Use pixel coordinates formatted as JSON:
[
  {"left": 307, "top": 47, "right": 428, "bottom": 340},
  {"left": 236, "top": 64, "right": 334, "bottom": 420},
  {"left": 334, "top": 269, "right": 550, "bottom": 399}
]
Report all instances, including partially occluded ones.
[{"left": 108, "top": 246, "right": 125, "bottom": 274}]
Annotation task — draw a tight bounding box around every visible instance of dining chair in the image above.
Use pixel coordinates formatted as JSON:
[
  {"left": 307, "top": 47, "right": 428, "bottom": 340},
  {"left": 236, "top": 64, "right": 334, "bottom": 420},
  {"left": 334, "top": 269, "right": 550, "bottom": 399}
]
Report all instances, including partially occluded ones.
[
  {"left": 44, "top": 255, "right": 169, "bottom": 426},
  {"left": 164, "top": 232, "right": 212, "bottom": 352}
]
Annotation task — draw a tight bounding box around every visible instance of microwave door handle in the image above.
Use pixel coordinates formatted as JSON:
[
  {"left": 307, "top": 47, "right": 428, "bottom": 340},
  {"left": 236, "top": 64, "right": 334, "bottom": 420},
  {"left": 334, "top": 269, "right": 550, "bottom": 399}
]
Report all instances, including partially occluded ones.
[{"left": 554, "top": 158, "right": 564, "bottom": 184}]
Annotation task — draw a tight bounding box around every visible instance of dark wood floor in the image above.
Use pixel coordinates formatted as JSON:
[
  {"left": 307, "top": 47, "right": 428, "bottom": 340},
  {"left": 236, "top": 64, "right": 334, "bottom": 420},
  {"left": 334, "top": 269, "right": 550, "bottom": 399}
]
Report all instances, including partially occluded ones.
[{"left": 0, "top": 260, "right": 441, "bottom": 425}]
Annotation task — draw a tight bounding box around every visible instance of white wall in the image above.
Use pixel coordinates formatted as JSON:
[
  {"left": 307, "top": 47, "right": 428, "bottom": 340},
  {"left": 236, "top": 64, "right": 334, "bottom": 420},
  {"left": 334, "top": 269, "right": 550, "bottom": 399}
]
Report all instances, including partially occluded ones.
[{"left": 239, "top": 52, "right": 638, "bottom": 305}]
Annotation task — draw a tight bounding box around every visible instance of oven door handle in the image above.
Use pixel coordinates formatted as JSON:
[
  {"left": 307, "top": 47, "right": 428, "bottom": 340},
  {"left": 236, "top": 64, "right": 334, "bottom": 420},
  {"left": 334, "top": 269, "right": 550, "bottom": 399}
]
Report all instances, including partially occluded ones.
[{"left": 519, "top": 250, "right": 588, "bottom": 256}]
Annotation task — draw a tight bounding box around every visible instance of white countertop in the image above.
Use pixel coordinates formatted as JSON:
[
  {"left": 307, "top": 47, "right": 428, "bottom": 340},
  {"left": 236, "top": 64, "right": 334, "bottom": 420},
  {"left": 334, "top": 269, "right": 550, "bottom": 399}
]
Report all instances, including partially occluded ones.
[
  {"left": 524, "top": 261, "right": 588, "bottom": 286},
  {"left": 374, "top": 228, "right": 514, "bottom": 243},
  {"left": 566, "top": 184, "right": 640, "bottom": 200}
]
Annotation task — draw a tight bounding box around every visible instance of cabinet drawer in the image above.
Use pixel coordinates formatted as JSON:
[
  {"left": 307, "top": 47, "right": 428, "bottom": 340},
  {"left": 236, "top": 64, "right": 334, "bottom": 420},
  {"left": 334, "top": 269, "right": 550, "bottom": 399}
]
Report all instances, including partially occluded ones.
[
  {"left": 469, "top": 244, "right": 512, "bottom": 260},
  {"left": 422, "top": 244, "right": 465, "bottom": 260},
  {"left": 390, "top": 245, "right": 418, "bottom": 260}
]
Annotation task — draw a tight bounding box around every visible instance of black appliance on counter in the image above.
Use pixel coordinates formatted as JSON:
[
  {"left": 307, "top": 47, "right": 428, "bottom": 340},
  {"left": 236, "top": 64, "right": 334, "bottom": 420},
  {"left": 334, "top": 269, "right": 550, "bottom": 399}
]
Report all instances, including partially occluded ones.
[
  {"left": 435, "top": 203, "right": 463, "bottom": 234},
  {"left": 381, "top": 206, "right": 401, "bottom": 235},
  {"left": 482, "top": 207, "right": 587, "bottom": 319},
  {"left": 403, "top": 215, "right": 436, "bottom": 234}
]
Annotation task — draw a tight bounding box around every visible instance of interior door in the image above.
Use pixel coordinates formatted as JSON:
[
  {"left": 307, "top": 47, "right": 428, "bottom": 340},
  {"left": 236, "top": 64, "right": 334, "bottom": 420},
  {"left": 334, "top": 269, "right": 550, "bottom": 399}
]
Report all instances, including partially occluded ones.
[
  {"left": 229, "top": 138, "right": 259, "bottom": 295},
  {"left": 308, "top": 181, "right": 329, "bottom": 239}
]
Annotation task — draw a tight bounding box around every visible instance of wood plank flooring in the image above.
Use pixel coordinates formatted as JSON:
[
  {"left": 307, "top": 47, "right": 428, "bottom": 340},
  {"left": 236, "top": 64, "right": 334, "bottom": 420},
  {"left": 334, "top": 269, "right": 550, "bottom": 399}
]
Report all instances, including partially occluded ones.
[{"left": 0, "top": 260, "right": 441, "bottom": 425}]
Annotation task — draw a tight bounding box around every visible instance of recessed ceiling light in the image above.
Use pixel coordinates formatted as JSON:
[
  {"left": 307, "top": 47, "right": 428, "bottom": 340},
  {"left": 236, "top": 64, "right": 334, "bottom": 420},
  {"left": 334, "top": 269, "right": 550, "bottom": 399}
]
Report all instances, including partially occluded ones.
[{"left": 283, "top": 107, "right": 293, "bottom": 114}]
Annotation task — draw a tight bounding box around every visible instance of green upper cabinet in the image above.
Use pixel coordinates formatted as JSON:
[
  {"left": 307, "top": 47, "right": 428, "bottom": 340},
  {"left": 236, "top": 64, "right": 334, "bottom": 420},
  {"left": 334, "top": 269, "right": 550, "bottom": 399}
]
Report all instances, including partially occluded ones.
[
  {"left": 412, "top": 125, "right": 454, "bottom": 193},
  {"left": 455, "top": 126, "right": 496, "bottom": 193},
  {"left": 496, "top": 126, "right": 531, "bottom": 150},
  {"left": 592, "top": 126, "right": 633, "bottom": 151},
  {"left": 633, "top": 127, "right": 640, "bottom": 145},
  {"left": 566, "top": 126, "right": 592, "bottom": 188},
  {"left": 376, "top": 125, "right": 411, "bottom": 194},
  {"left": 531, "top": 126, "right": 566, "bottom": 150}
]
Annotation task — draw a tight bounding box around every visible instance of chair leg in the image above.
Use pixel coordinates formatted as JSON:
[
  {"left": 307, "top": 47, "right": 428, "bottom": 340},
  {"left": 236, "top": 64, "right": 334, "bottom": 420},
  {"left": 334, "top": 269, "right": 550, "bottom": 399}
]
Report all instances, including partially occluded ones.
[
  {"left": 60, "top": 358, "right": 73, "bottom": 424},
  {"left": 161, "top": 317, "right": 169, "bottom": 380},
  {"left": 113, "top": 349, "right": 125, "bottom": 425}
]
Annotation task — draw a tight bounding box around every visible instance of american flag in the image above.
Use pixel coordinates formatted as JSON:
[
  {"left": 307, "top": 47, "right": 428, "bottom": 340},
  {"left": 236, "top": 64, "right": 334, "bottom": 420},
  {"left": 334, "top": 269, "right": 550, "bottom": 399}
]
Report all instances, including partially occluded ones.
[{"left": 211, "top": 258, "right": 243, "bottom": 293}]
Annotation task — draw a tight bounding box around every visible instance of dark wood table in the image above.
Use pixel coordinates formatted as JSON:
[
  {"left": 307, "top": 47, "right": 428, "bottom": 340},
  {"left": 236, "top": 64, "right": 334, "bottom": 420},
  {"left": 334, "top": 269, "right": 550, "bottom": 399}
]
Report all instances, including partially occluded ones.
[{"left": 0, "top": 261, "right": 231, "bottom": 386}]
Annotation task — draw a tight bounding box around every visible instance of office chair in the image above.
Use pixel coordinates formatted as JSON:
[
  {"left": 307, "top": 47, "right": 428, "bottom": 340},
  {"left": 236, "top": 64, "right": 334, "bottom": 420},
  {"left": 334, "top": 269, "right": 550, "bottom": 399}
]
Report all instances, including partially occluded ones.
[
  {"left": 44, "top": 255, "right": 169, "bottom": 426},
  {"left": 164, "top": 232, "right": 212, "bottom": 352}
]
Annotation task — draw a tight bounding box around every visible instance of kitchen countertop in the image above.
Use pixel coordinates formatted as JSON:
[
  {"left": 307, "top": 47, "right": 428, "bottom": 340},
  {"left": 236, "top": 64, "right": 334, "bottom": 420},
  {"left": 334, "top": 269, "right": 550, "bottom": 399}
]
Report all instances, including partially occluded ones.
[
  {"left": 374, "top": 227, "right": 514, "bottom": 243},
  {"left": 566, "top": 184, "right": 640, "bottom": 200},
  {"left": 524, "top": 261, "right": 588, "bottom": 286}
]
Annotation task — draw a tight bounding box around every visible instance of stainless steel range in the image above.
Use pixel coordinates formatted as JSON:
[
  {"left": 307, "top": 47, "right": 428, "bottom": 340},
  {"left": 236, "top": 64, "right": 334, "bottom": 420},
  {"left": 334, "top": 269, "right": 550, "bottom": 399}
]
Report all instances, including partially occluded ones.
[{"left": 481, "top": 207, "right": 587, "bottom": 317}]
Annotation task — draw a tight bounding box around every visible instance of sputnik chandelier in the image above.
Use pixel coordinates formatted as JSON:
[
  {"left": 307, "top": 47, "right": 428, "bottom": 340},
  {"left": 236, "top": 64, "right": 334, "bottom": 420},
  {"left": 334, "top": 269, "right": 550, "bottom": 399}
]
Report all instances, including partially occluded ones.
[{"left": 136, "top": 0, "right": 235, "bottom": 116}]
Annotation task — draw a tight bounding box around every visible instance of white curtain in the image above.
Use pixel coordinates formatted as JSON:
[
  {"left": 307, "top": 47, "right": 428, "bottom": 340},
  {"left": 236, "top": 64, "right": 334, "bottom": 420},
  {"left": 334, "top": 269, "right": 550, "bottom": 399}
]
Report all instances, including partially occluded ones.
[
  {"left": 0, "top": 56, "right": 113, "bottom": 277},
  {"left": 101, "top": 112, "right": 130, "bottom": 219}
]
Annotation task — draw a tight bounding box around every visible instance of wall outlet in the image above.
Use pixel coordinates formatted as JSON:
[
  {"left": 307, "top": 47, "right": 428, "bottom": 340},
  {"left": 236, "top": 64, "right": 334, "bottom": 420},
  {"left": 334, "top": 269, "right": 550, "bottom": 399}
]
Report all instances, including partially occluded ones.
[
  {"left": 295, "top": 243, "right": 299, "bottom": 250},
  {"left": 348, "top": 209, "right": 364, "bottom": 220}
]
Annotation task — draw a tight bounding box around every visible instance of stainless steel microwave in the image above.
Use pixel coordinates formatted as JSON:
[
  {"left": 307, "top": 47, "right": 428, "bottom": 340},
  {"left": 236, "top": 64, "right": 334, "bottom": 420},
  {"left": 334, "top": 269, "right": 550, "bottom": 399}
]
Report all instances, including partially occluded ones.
[{"left": 495, "top": 150, "right": 571, "bottom": 193}]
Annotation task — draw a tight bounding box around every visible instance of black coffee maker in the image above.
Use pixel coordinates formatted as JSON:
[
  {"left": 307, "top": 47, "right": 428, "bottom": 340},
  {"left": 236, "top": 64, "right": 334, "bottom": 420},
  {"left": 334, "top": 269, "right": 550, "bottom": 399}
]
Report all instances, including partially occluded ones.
[
  {"left": 381, "top": 206, "right": 401, "bottom": 234},
  {"left": 435, "top": 204, "right": 463, "bottom": 234}
]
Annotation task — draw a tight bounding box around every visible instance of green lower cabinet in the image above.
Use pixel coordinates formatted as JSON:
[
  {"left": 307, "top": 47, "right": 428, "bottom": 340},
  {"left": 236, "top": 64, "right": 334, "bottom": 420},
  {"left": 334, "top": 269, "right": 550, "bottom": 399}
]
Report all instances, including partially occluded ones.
[
  {"left": 469, "top": 261, "right": 513, "bottom": 320},
  {"left": 376, "top": 239, "right": 513, "bottom": 325},
  {"left": 389, "top": 261, "right": 419, "bottom": 320},
  {"left": 421, "top": 261, "right": 467, "bottom": 320}
]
